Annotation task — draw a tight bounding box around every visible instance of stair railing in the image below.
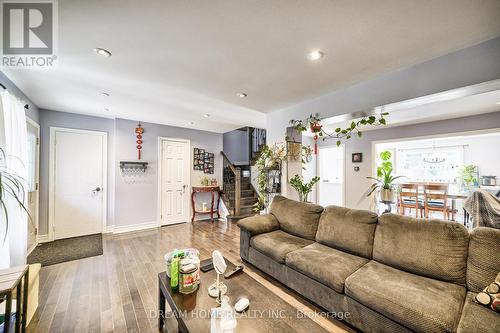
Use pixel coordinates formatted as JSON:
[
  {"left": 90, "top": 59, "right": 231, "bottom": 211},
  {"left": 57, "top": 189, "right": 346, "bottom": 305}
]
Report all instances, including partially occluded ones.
[{"left": 221, "top": 151, "right": 241, "bottom": 216}]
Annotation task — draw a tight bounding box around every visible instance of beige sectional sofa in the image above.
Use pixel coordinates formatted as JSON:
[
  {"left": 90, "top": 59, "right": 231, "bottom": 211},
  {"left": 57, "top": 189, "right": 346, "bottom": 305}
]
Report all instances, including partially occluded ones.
[{"left": 237, "top": 195, "right": 500, "bottom": 333}]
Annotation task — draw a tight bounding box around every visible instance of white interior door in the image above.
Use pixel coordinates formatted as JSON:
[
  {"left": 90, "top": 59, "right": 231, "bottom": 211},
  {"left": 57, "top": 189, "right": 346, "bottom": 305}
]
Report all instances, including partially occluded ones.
[
  {"left": 318, "top": 146, "right": 344, "bottom": 207},
  {"left": 160, "top": 138, "right": 190, "bottom": 225},
  {"left": 26, "top": 119, "right": 39, "bottom": 252},
  {"left": 50, "top": 128, "right": 107, "bottom": 240}
]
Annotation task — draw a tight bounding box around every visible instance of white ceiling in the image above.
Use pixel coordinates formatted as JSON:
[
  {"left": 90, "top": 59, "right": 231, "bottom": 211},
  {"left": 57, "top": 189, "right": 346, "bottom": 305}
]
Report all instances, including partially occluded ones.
[{"left": 3, "top": 0, "right": 500, "bottom": 132}]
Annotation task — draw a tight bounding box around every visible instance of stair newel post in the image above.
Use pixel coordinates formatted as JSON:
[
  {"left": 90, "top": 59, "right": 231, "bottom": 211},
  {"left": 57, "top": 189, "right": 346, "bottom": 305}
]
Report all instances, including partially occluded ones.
[{"left": 235, "top": 167, "right": 241, "bottom": 216}]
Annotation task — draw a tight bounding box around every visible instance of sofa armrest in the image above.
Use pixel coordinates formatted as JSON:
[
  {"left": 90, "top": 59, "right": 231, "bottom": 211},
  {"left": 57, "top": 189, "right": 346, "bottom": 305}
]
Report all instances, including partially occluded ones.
[{"left": 237, "top": 214, "right": 279, "bottom": 236}]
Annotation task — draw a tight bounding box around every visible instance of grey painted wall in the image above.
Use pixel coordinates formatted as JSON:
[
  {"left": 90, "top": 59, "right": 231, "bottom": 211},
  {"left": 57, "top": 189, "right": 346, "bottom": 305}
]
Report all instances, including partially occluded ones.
[
  {"left": 0, "top": 71, "right": 40, "bottom": 122},
  {"left": 36, "top": 112, "right": 223, "bottom": 234},
  {"left": 114, "top": 118, "right": 223, "bottom": 227},
  {"left": 267, "top": 37, "right": 500, "bottom": 144},
  {"left": 318, "top": 111, "right": 500, "bottom": 210},
  {"left": 222, "top": 128, "right": 249, "bottom": 165},
  {"left": 38, "top": 110, "right": 116, "bottom": 235}
]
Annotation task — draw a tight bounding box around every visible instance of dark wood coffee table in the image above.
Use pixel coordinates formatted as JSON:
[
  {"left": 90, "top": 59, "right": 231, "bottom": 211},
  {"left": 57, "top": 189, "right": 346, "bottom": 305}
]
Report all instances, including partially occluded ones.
[{"left": 158, "top": 259, "right": 328, "bottom": 332}]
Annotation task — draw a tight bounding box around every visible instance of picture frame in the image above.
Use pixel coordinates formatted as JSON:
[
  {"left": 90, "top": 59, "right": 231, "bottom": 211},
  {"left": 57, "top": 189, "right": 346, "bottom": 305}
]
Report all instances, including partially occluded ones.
[
  {"left": 352, "top": 153, "right": 363, "bottom": 163},
  {"left": 193, "top": 147, "right": 215, "bottom": 174}
]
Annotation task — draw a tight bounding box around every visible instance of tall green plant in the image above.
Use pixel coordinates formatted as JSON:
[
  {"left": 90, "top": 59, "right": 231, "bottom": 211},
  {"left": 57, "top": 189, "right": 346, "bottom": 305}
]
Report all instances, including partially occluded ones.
[
  {"left": 367, "top": 151, "right": 403, "bottom": 197},
  {"left": 289, "top": 174, "right": 320, "bottom": 202},
  {"left": 459, "top": 165, "right": 477, "bottom": 189},
  {"left": 0, "top": 148, "right": 30, "bottom": 243}
]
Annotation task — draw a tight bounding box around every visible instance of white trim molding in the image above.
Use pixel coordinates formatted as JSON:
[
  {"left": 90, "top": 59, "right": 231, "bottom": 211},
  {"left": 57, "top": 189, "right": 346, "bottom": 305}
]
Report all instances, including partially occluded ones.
[
  {"left": 112, "top": 221, "right": 158, "bottom": 234},
  {"left": 37, "top": 234, "right": 50, "bottom": 243}
]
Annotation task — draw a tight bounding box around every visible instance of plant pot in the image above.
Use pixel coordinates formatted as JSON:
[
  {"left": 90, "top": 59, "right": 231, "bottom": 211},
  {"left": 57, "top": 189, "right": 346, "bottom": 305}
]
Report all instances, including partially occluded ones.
[{"left": 380, "top": 188, "right": 394, "bottom": 202}]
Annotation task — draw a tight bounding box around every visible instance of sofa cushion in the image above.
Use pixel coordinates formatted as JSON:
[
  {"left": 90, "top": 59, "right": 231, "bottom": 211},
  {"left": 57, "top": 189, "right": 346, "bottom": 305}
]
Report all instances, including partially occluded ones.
[
  {"left": 315, "top": 205, "right": 378, "bottom": 258},
  {"left": 467, "top": 227, "right": 500, "bottom": 293},
  {"left": 457, "top": 292, "right": 500, "bottom": 333},
  {"left": 237, "top": 214, "right": 279, "bottom": 236},
  {"left": 270, "top": 195, "right": 323, "bottom": 240},
  {"left": 345, "top": 261, "right": 466, "bottom": 333},
  {"left": 250, "top": 230, "right": 314, "bottom": 263},
  {"left": 373, "top": 213, "right": 469, "bottom": 285},
  {"left": 285, "top": 242, "right": 369, "bottom": 293}
]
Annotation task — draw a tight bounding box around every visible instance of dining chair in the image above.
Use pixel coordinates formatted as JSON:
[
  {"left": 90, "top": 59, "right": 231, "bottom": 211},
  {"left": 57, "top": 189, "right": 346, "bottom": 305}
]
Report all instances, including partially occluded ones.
[
  {"left": 398, "top": 183, "right": 422, "bottom": 218},
  {"left": 423, "top": 184, "right": 451, "bottom": 220}
]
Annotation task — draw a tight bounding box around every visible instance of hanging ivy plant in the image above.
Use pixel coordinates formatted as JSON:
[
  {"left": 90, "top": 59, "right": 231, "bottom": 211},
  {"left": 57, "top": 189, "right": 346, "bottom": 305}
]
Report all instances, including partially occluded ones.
[{"left": 290, "top": 112, "right": 389, "bottom": 147}]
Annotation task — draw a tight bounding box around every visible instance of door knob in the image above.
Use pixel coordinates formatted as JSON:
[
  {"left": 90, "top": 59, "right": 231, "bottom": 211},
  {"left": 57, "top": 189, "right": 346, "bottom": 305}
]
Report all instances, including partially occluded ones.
[{"left": 94, "top": 187, "right": 101, "bottom": 192}]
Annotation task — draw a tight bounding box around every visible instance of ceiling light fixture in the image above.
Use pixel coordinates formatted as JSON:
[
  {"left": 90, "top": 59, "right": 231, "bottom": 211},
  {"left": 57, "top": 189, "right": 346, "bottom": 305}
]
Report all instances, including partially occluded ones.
[
  {"left": 100, "top": 92, "right": 110, "bottom": 97},
  {"left": 188, "top": 121, "right": 194, "bottom": 125},
  {"left": 237, "top": 92, "right": 247, "bottom": 98},
  {"left": 203, "top": 114, "right": 210, "bottom": 118},
  {"left": 307, "top": 50, "right": 324, "bottom": 61},
  {"left": 104, "top": 107, "right": 110, "bottom": 111},
  {"left": 94, "top": 48, "right": 112, "bottom": 57}
]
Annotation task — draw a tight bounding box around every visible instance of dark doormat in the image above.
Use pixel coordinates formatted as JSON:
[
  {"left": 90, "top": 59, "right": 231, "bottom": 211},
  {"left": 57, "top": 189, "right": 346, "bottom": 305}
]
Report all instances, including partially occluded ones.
[{"left": 28, "top": 233, "right": 103, "bottom": 266}]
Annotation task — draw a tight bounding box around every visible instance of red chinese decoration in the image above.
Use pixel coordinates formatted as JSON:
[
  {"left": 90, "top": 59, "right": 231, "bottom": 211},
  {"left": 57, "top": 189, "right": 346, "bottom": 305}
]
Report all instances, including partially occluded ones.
[
  {"left": 310, "top": 122, "right": 322, "bottom": 155},
  {"left": 135, "top": 123, "right": 144, "bottom": 160}
]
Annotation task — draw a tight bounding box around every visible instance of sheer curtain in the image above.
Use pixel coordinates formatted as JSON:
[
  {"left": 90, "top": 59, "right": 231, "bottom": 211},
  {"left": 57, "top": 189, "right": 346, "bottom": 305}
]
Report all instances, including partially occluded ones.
[{"left": 0, "top": 91, "right": 28, "bottom": 268}]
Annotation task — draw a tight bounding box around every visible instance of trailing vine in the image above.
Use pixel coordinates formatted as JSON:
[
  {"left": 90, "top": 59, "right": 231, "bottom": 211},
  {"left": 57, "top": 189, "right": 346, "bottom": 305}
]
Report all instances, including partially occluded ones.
[{"left": 290, "top": 112, "right": 389, "bottom": 147}]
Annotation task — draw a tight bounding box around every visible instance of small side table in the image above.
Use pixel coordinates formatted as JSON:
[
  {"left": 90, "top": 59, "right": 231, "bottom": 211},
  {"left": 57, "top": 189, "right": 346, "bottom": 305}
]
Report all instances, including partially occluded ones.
[
  {"left": 0, "top": 265, "right": 29, "bottom": 333},
  {"left": 191, "top": 186, "right": 221, "bottom": 222}
]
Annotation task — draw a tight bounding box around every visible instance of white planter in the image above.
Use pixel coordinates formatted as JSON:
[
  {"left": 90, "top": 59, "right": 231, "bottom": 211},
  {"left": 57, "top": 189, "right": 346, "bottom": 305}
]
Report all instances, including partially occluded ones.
[{"left": 380, "top": 189, "right": 394, "bottom": 202}]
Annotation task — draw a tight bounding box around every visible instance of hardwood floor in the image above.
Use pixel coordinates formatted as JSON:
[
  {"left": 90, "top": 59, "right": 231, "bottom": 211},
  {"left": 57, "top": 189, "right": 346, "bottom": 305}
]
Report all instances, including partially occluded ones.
[{"left": 28, "top": 220, "right": 353, "bottom": 333}]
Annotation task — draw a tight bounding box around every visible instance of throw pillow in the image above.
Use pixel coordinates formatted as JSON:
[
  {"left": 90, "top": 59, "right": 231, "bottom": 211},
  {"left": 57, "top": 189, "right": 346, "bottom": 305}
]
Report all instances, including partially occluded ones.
[{"left": 474, "top": 272, "right": 500, "bottom": 313}]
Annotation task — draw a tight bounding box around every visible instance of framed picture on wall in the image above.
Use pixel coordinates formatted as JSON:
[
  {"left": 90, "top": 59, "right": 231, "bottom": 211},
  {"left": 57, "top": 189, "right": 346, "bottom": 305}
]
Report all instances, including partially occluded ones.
[{"left": 352, "top": 153, "right": 363, "bottom": 163}]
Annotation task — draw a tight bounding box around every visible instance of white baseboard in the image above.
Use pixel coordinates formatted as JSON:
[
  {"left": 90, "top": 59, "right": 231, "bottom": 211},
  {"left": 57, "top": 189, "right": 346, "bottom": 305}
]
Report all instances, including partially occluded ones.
[
  {"left": 112, "top": 221, "right": 158, "bottom": 234},
  {"left": 37, "top": 234, "right": 49, "bottom": 243},
  {"left": 104, "top": 225, "right": 115, "bottom": 233}
]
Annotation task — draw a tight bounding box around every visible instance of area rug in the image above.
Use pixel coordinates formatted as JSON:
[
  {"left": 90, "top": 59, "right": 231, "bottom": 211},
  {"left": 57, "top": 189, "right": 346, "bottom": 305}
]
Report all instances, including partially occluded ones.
[{"left": 27, "top": 233, "right": 103, "bottom": 266}]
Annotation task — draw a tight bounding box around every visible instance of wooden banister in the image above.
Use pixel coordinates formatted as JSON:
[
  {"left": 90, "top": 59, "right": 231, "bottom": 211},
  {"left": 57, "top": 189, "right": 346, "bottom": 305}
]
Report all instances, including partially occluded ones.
[{"left": 221, "top": 151, "right": 241, "bottom": 216}]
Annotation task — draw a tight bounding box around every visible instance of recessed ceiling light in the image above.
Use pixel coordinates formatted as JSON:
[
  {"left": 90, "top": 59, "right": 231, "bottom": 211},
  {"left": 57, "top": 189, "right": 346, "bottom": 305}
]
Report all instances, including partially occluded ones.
[
  {"left": 237, "top": 92, "right": 247, "bottom": 98},
  {"left": 307, "top": 50, "right": 324, "bottom": 61},
  {"left": 100, "top": 92, "right": 110, "bottom": 97},
  {"left": 203, "top": 114, "right": 210, "bottom": 118},
  {"left": 103, "top": 107, "right": 110, "bottom": 111},
  {"left": 188, "top": 121, "right": 194, "bottom": 125},
  {"left": 94, "top": 48, "right": 112, "bottom": 57}
]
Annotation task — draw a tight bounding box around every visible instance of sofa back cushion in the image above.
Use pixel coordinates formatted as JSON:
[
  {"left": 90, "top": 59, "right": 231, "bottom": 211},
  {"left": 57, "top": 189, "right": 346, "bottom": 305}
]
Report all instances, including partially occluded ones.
[
  {"left": 270, "top": 195, "right": 323, "bottom": 240},
  {"left": 315, "top": 205, "right": 378, "bottom": 258},
  {"left": 467, "top": 227, "right": 500, "bottom": 292},
  {"left": 373, "top": 214, "right": 469, "bottom": 285}
]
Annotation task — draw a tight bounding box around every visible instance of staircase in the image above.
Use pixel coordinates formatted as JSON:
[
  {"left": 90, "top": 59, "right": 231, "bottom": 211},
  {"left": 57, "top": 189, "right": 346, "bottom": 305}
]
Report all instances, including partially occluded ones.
[{"left": 221, "top": 152, "right": 258, "bottom": 221}]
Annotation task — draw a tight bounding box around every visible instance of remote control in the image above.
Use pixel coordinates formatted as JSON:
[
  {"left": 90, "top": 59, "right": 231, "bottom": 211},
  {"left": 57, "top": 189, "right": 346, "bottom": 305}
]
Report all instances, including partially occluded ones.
[
  {"left": 224, "top": 265, "right": 244, "bottom": 279},
  {"left": 200, "top": 258, "right": 214, "bottom": 272}
]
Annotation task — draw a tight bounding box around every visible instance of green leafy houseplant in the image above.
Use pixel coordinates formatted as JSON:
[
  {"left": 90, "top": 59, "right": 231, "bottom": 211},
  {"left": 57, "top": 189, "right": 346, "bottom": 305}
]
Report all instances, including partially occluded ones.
[
  {"left": 253, "top": 144, "right": 285, "bottom": 212},
  {"left": 289, "top": 174, "right": 320, "bottom": 202},
  {"left": 458, "top": 165, "right": 478, "bottom": 190},
  {"left": 366, "top": 151, "right": 403, "bottom": 201},
  {"left": 0, "top": 148, "right": 30, "bottom": 242},
  {"left": 290, "top": 112, "right": 389, "bottom": 147}
]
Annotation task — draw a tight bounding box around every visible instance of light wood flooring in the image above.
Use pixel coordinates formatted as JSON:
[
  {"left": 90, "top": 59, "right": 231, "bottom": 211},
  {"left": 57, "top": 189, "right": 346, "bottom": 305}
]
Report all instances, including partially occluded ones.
[{"left": 28, "top": 220, "right": 353, "bottom": 333}]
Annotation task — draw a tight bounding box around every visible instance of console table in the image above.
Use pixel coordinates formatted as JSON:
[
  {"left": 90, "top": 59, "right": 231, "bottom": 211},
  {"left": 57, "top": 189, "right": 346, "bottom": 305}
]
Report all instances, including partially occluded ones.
[
  {"left": 0, "top": 265, "right": 29, "bottom": 333},
  {"left": 191, "top": 186, "right": 221, "bottom": 222}
]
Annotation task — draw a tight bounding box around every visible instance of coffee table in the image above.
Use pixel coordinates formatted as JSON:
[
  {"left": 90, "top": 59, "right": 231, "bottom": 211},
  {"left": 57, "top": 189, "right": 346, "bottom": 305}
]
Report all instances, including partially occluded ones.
[{"left": 158, "top": 258, "right": 328, "bottom": 332}]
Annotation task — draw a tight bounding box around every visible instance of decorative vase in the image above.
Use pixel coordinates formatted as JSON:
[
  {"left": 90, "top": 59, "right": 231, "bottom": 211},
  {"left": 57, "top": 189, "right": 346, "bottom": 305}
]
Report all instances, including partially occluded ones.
[{"left": 380, "top": 188, "right": 394, "bottom": 202}]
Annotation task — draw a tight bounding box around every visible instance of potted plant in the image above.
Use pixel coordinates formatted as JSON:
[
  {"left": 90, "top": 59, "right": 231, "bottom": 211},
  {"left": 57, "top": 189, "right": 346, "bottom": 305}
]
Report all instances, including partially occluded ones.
[
  {"left": 458, "top": 165, "right": 478, "bottom": 191},
  {"left": 366, "top": 151, "right": 403, "bottom": 201},
  {"left": 0, "top": 148, "right": 30, "bottom": 243},
  {"left": 289, "top": 174, "right": 320, "bottom": 202}
]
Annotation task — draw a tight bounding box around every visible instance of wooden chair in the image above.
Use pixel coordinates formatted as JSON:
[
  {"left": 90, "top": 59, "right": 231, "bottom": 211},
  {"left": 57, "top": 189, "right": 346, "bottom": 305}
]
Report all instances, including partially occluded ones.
[
  {"left": 423, "top": 184, "right": 450, "bottom": 220},
  {"left": 398, "top": 183, "right": 422, "bottom": 217}
]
